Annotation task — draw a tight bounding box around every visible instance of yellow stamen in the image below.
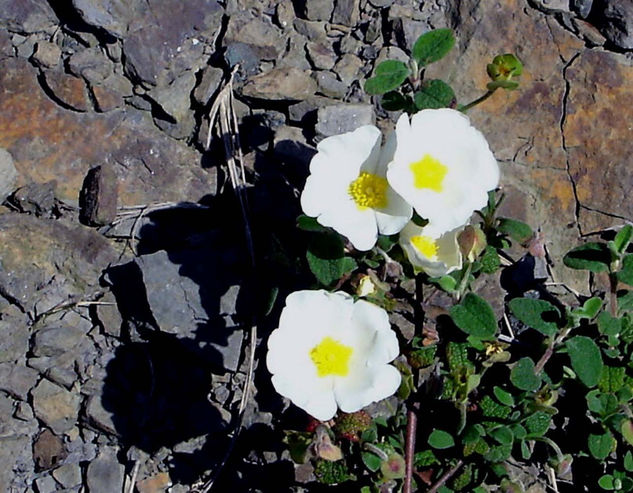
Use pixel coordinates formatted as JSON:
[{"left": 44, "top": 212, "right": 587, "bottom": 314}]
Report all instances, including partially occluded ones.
[
  {"left": 349, "top": 172, "right": 388, "bottom": 210},
  {"left": 411, "top": 235, "right": 438, "bottom": 259},
  {"left": 310, "top": 336, "right": 353, "bottom": 377},
  {"left": 410, "top": 154, "right": 448, "bottom": 192}
]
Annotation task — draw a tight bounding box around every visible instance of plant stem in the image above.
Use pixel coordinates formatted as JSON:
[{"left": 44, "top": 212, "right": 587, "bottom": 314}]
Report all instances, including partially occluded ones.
[
  {"left": 455, "top": 262, "right": 473, "bottom": 301},
  {"left": 459, "top": 90, "right": 495, "bottom": 112},
  {"left": 533, "top": 436, "right": 564, "bottom": 462},
  {"left": 404, "top": 404, "right": 419, "bottom": 493},
  {"left": 428, "top": 460, "right": 464, "bottom": 493},
  {"left": 534, "top": 327, "right": 572, "bottom": 375},
  {"left": 609, "top": 272, "right": 618, "bottom": 317}
]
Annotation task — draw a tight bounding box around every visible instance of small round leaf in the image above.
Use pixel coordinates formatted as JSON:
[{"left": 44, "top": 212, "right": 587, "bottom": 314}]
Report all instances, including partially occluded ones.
[{"left": 428, "top": 429, "right": 455, "bottom": 449}]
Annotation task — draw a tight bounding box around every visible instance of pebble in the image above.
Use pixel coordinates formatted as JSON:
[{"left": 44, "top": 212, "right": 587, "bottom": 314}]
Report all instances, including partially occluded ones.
[
  {"left": 315, "top": 103, "right": 375, "bottom": 138},
  {"left": 52, "top": 463, "right": 83, "bottom": 488}
]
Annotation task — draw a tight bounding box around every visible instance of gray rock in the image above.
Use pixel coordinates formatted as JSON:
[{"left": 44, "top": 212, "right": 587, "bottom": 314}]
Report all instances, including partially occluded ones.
[
  {"left": 224, "top": 42, "right": 261, "bottom": 76},
  {"left": 94, "top": 292, "right": 123, "bottom": 338},
  {"left": 315, "top": 70, "right": 348, "bottom": 98},
  {"left": 11, "top": 180, "right": 56, "bottom": 216},
  {"left": 31, "top": 379, "right": 81, "bottom": 434},
  {"left": 332, "top": 0, "right": 360, "bottom": 26},
  {"left": 273, "top": 125, "right": 316, "bottom": 168},
  {"left": 393, "top": 17, "right": 428, "bottom": 51},
  {"left": 0, "top": 307, "right": 31, "bottom": 363},
  {"left": 293, "top": 19, "right": 328, "bottom": 41},
  {"left": 34, "top": 475, "right": 58, "bottom": 493},
  {"left": 33, "top": 325, "right": 87, "bottom": 358},
  {"left": 315, "top": 103, "right": 375, "bottom": 138},
  {"left": 52, "top": 463, "right": 82, "bottom": 488},
  {"left": 79, "top": 164, "right": 119, "bottom": 226},
  {"left": 306, "top": 41, "right": 337, "bottom": 70},
  {"left": 225, "top": 14, "right": 286, "bottom": 60},
  {"left": 0, "top": 0, "right": 58, "bottom": 33},
  {"left": 573, "top": 18, "right": 606, "bottom": 46},
  {"left": 193, "top": 66, "right": 224, "bottom": 105},
  {"left": 31, "top": 41, "right": 61, "bottom": 68},
  {"left": 368, "top": 0, "right": 395, "bottom": 7},
  {"left": 302, "top": 0, "right": 334, "bottom": 21},
  {"left": 0, "top": 213, "right": 116, "bottom": 316},
  {"left": 0, "top": 363, "right": 39, "bottom": 400},
  {"left": 68, "top": 47, "right": 114, "bottom": 85},
  {"left": 596, "top": 0, "right": 633, "bottom": 49},
  {"left": 122, "top": 0, "right": 222, "bottom": 86},
  {"left": 15, "top": 401, "right": 34, "bottom": 421},
  {"left": 86, "top": 447, "right": 125, "bottom": 493},
  {"left": 276, "top": 0, "right": 295, "bottom": 29},
  {"left": 147, "top": 71, "right": 196, "bottom": 122},
  {"left": 85, "top": 393, "right": 117, "bottom": 434},
  {"left": 375, "top": 45, "right": 409, "bottom": 65},
  {"left": 241, "top": 67, "right": 318, "bottom": 101},
  {"left": 0, "top": 435, "right": 33, "bottom": 491},
  {"left": 572, "top": 0, "right": 593, "bottom": 18},
  {"left": 288, "top": 95, "right": 334, "bottom": 123},
  {"left": 90, "top": 72, "right": 133, "bottom": 111},
  {"left": 134, "top": 246, "right": 245, "bottom": 372},
  {"left": 0, "top": 147, "right": 17, "bottom": 202},
  {"left": 334, "top": 53, "right": 364, "bottom": 85},
  {"left": 71, "top": 0, "right": 145, "bottom": 38},
  {"left": 531, "top": 0, "right": 572, "bottom": 13}
]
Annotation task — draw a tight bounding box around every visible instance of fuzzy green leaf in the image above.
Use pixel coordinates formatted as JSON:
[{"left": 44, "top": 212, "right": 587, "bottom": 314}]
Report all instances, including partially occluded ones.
[
  {"left": 566, "top": 336, "right": 603, "bottom": 388},
  {"left": 306, "top": 233, "right": 357, "bottom": 287},
  {"left": 450, "top": 293, "right": 497, "bottom": 339},
  {"left": 364, "top": 60, "right": 410, "bottom": 95},
  {"left": 480, "top": 395, "right": 511, "bottom": 419},
  {"left": 297, "top": 214, "right": 327, "bottom": 232},
  {"left": 414, "top": 79, "right": 455, "bottom": 110},
  {"left": 510, "top": 357, "right": 541, "bottom": 391},
  {"left": 621, "top": 419, "right": 633, "bottom": 446},
  {"left": 489, "top": 425, "right": 514, "bottom": 445},
  {"left": 563, "top": 243, "right": 611, "bottom": 273},
  {"left": 411, "top": 28, "right": 455, "bottom": 66},
  {"left": 599, "top": 366, "right": 626, "bottom": 393},
  {"left": 625, "top": 451, "right": 633, "bottom": 471},
  {"left": 618, "top": 255, "right": 633, "bottom": 287},
  {"left": 573, "top": 297, "right": 603, "bottom": 319},
  {"left": 598, "top": 311, "right": 622, "bottom": 337},
  {"left": 614, "top": 225, "right": 633, "bottom": 253},
  {"left": 361, "top": 451, "right": 382, "bottom": 472},
  {"left": 497, "top": 218, "right": 533, "bottom": 244},
  {"left": 493, "top": 386, "right": 515, "bottom": 407},
  {"left": 428, "top": 429, "right": 455, "bottom": 449},
  {"left": 481, "top": 246, "right": 501, "bottom": 274},
  {"left": 588, "top": 431, "right": 615, "bottom": 460},
  {"left": 598, "top": 474, "right": 616, "bottom": 490},
  {"left": 509, "top": 298, "right": 560, "bottom": 336},
  {"left": 525, "top": 411, "right": 551, "bottom": 437}
]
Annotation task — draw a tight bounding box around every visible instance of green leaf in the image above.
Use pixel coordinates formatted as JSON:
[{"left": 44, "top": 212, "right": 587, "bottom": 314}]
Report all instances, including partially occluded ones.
[
  {"left": 436, "top": 275, "right": 458, "bottom": 293},
  {"left": 525, "top": 411, "right": 551, "bottom": 437},
  {"left": 509, "top": 298, "right": 560, "bottom": 336},
  {"left": 446, "top": 342, "right": 473, "bottom": 373},
  {"left": 413, "top": 79, "right": 455, "bottom": 110},
  {"left": 484, "top": 443, "right": 512, "bottom": 462},
  {"left": 493, "top": 386, "right": 515, "bottom": 407},
  {"left": 380, "top": 91, "right": 412, "bottom": 111},
  {"left": 572, "top": 297, "right": 603, "bottom": 319},
  {"left": 619, "top": 255, "right": 633, "bottom": 286},
  {"left": 480, "top": 395, "right": 511, "bottom": 419},
  {"left": 587, "top": 390, "right": 619, "bottom": 416},
  {"left": 428, "top": 429, "right": 455, "bottom": 449},
  {"left": 306, "top": 233, "right": 357, "bottom": 287},
  {"left": 599, "top": 366, "right": 626, "bottom": 393},
  {"left": 621, "top": 419, "right": 633, "bottom": 446},
  {"left": 481, "top": 246, "right": 501, "bottom": 274},
  {"left": 414, "top": 450, "right": 438, "bottom": 467},
  {"left": 487, "top": 54, "right": 523, "bottom": 79},
  {"left": 489, "top": 425, "right": 514, "bottom": 445},
  {"left": 411, "top": 28, "right": 455, "bottom": 66},
  {"left": 624, "top": 450, "right": 633, "bottom": 471},
  {"left": 615, "top": 225, "right": 633, "bottom": 253},
  {"left": 283, "top": 431, "right": 313, "bottom": 464},
  {"left": 588, "top": 431, "right": 615, "bottom": 460},
  {"left": 297, "top": 214, "right": 327, "bottom": 232},
  {"left": 450, "top": 293, "right": 498, "bottom": 339},
  {"left": 361, "top": 451, "right": 382, "bottom": 472},
  {"left": 563, "top": 243, "right": 612, "bottom": 273},
  {"left": 364, "top": 60, "right": 410, "bottom": 95},
  {"left": 510, "top": 357, "right": 541, "bottom": 391},
  {"left": 566, "top": 336, "right": 604, "bottom": 387},
  {"left": 520, "top": 440, "right": 532, "bottom": 460},
  {"left": 497, "top": 218, "right": 533, "bottom": 244},
  {"left": 619, "top": 290, "right": 633, "bottom": 313},
  {"left": 599, "top": 474, "right": 616, "bottom": 490},
  {"left": 598, "top": 311, "right": 622, "bottom": 337}
]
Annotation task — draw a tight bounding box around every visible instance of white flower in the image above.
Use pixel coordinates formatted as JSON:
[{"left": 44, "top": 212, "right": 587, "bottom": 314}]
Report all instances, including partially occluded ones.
[
  {"left": 301, "top": 125, "right": 412, "bottom": 251},
  {"left": 386, "top": 109, "right": 499, "bottom": 233},
  {"left": 266, "top": 290, "right": 401, "bottom": 421},
  {"left": 399, "top": 221, "right": 463, "bottom": 277}
]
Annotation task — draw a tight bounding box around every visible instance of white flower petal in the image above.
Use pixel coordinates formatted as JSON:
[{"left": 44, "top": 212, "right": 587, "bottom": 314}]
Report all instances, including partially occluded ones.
[
  {"left": 266, "top": 290, "right": 401, "bottom": 420},
  {"left": 387, "top": 109, "right": 499, "bottom": 231},
  {"left": 399, "top": 222, "right": 464, "bottom": 277}
]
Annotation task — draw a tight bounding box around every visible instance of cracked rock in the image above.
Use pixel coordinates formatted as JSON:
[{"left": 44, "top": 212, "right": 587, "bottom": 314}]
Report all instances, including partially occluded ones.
[
  {"left": 0, "top": 147, "right": 18, "bottom": 202},
  {"left": 31, "top": 379, "right": 81, "bottom": 435}
]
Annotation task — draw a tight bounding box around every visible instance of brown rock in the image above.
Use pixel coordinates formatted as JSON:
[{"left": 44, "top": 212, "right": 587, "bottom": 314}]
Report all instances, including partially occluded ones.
[
  {"left": 0, "top": 58, "right": 216, "bottom": 205},
  {"left": 564, "top": 49, "right": 633, "bottom": 234},
  {"left": 241, "top": 67, "right": 318, "bottom": 101},
  {"left": 79, "top": 164, "right": 118, "bottom": 226},
  {"left": 31, "top": 379, "right": 81, "bottom": 435},
  {"left": 41, "top": 69, "right": 90, "bottom": 112},
  {"left": 136, "top": 472, "right": 172, "bottom": 493},
  {"left": 31, "top": 41, "right": 61, "bottom": 68},
  {"left": 33, "top": 429, "right": 66, "bottom": 471}
]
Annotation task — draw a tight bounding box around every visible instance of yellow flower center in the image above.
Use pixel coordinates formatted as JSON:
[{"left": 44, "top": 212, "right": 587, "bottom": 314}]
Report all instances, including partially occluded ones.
[
  {"left": 309, "top": 336, "right": 353, "bottom": 377},
  {"left": 349, "top": 172, "right": 388, "bottom": 210},
  {"left": 411, "top": 235, "right": 438, "bottom": 259},
  {"left": 410, "top": 154, "right": 448, "bottom": 192}
]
